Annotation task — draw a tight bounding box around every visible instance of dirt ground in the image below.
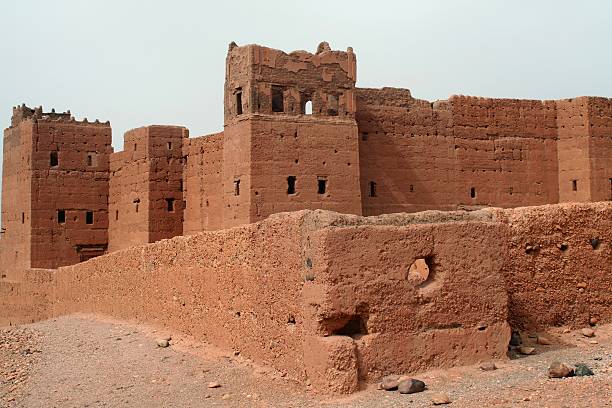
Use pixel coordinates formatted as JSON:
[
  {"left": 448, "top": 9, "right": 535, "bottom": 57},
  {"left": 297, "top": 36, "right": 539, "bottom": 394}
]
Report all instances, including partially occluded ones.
[{"left": 1, "top": 314, "right": 611, "bottom": 408}]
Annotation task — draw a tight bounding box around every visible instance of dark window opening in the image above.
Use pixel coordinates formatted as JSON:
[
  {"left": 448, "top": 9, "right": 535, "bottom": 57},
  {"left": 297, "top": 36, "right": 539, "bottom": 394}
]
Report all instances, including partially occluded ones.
[
  {"left": 235, "top": 89, "right": 243, "bottom": 115},
  {"left": 115, "top": 210, "right": 119, "bottom": 221},
  {"left": 409, "top": 184, "right": 414, "bottom": 192},
  {"left": 609, "top": 178, "right": 612, "bottom": 200},
  {"left": 234, "top": 179, "right": 240, "bottom": 196},
  {"left": 57, "top": 210, "right": 66, "bottom": 224},
  {"left": 179, "top": 180, "right": 183, "bottom": 191},
  {"left": 167, "top": 142, "right": 172, "bottom": 150},
  {"left": 369, "top": 181, "right": 377, "bottom": 197},
  {"left": 317, "top": 177, "right": 327, "bottom": 194},
  {"left": 572, "top": 179, "right": 578, "bottom": 191},
  {"left": 287, "top": 176, "right": 297, "bottom": 194},
  {"left": 166, "top": 198, "right": 175, "bottom": 212},
  {"left": 272, "top": 86, "right": 284, "bottom": 112},
  {"left": 50, "top": 151, "right": 58, "bottom": 167},
  {"left": 134, "top": 143, "right": 137, "bottom": 151},
  {"left": 133, "top": 198, "right": 140, "bottom": 213},
  {"left": 361, "top": 132, "right": 369, "bottom": 141},
  {"left": 470, "top": 187, "right": 476, "bottom": 198},
  {"left": 21, "top": 212, "right": 25, "bottom": 224},
  {"left": 87, "top": 154, "right": 93, "bottom": 166},
  {"left": 327, "top": 94, "right": 339, "bottom": 116},
  {"left": 85, "top": 211, "right": 94, "bottom": 225}
]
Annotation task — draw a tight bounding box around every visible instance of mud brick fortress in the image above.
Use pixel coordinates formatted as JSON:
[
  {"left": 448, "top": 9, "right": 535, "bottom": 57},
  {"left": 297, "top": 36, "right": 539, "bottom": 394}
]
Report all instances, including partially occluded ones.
[{"left": 1, "top": 42, "right": 611, "bottom": 393}]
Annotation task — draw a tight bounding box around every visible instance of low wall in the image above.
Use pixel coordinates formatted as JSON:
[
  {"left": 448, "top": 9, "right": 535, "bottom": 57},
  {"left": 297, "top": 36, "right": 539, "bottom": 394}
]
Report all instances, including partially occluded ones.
[{"left": 1, "top": 202, "right": 611, "bottom": 394}]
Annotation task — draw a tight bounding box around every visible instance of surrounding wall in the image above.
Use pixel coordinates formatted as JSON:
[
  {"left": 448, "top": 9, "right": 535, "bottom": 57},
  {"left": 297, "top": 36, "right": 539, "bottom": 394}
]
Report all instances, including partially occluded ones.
[
  {"left": 2, "top": 203, "right": 610, "bottom": 394},
  {"left": 108, "top": 125, "right": 187, "bottom": 252}
]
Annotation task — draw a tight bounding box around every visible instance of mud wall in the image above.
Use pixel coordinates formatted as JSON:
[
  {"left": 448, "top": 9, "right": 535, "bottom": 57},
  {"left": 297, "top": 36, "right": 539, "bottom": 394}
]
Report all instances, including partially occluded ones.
[
  {"left": 587, "top": 97, "right": 612, "bottom": 202},
  {"left": 0, "top": 269, "right": 54, "bottom": 326}
]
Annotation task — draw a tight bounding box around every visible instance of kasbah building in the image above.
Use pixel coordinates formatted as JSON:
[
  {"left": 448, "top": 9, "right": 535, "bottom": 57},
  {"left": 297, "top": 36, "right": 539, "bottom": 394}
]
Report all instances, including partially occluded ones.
[{"left": 1, "top": 41, "right": 611, "bottom": 393}]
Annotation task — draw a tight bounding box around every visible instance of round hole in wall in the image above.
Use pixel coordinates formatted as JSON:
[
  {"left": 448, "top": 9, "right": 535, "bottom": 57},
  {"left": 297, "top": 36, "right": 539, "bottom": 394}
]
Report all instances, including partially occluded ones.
[
  {"left": 322, "top": 161, "right": 326, "bottom": 165},
  {"left": 294, "top": 159, "right": 298, "bottom": 164},
  {"left": 255, "top": 191, "right": 259, "bottom": 195},
  {"left": 347, "top": 162, "right": 351, "bottom": 166}
]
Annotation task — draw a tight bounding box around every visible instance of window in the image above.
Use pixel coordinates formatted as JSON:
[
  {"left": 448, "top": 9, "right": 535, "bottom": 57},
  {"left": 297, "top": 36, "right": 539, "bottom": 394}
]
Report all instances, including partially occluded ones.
[
  {"left": 21, "top": 212, "right": 25, "bottom": 224},
  {"left": 234, "top": 179, "right": 240, "bottom": 196},
  {"left": 235, "top": 89, "right": 243, "bottom": 115},
  {"left": 85, "top": 211, "right": 94, "bottom": 225},
  {"left": 167, "top": 142, "right": 172, "bottom": 150},
  {"left": 327, "top": 94, "right": 339, "bottom": 116},
  {"left": 609, "top": 178, "right": 612, "bottom": 201},
  {"left": 86, "top": 153, "right": 94, "bottom": 167},
  {"left": 287, "top": 176, "right": 297, "bottom": 194},
  {"left": 115, "top": 210, "right": 119, "bottom": 221},
  {"left": 317, "top": 177, "right": 327, "bottom": 194},
  {"left": 166, "top": 198, "right": 175, "bottom": 212},
  {"left": 470, "top": 187, "right": 476, "bottom": 198},
  {"left": 133, "top": 198, "right": 140, "bottom": 213},
  {"left": 304, "top": 100, "right": 313, "bottom": 115},
  {"left": 361, "top": 132, "right": 369, "bottom": 141},
  {"left": 134, "top": 143, "right": 137, "bottom": 151},
  {"left": 409, "top": 184, "right": 414, "bottom": 192},
  {"left": 57, "top": 210, "right": 66, "bottom": 224},
  {"left": 50, "top": 151, "right": 58, "bottom": 167},
  {"left": 572, "top": 179, "right": 578, "bottom": 191},
  {"left": 272, "top": 86, "right": 284, "bottom": 112},
  {"left": 369, "top": 181, "right": 377, "bottom": 197}
]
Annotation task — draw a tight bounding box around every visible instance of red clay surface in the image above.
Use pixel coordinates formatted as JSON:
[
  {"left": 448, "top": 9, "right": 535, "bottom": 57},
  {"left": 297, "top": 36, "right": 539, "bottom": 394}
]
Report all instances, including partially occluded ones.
[{"left": 2, "top": 314, "right": 612, "bottom": 407}]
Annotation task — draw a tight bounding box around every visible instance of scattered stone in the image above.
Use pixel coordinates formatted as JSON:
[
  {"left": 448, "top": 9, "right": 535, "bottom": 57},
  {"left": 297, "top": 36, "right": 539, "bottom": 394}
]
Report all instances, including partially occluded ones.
[
  {"left": 398, "top": 378, "right": 426, "bottom": 394},
  {"left": 576, "top": 282, "right": 587, "bottom": 289},
  {"left": 536, "top": 336, "right": 552, "bottom": 345},
  {"left": 562, "top": 328, "right": 571, "bottom": 334},
  {"left": 581, "top": 328, "right": 595, "bottom": 338},
  {"left": 381, "top": 375, "right": 400, "bottom": 391},
  {"left": 589, "top": 340, "right": 598, "bottom": 345},
  {"left": 509, "top": 331, "right": 522, "bottom": 347},
  {"left": 221, "top": 393, "right": 231, "bottom": 400},
  {"left": 479, "top": 361, "right": 497, "bottom": 371},
  {"left": 207, "top": 381, "right": 221, "bottom": 388},
  {"left": 574, "top": 364, "right": 594, "bottom": 376},
  {"left": 518, "top": 346, "right": 535, "bottom": 355},
  {"left": 557, "top": 242, "right": 569, "bottom": 251},
  {"left": 548, "top": 361, "right": 574, "bottom": 378},
  {"left": 156, "top": 339, "right": 170, "bottom": 348},
  {"left": 589, "top": 317, "right": 599, "bottom": 326},
  {"left": 431, "top": 392, "right": 451, "bottom": 405}
]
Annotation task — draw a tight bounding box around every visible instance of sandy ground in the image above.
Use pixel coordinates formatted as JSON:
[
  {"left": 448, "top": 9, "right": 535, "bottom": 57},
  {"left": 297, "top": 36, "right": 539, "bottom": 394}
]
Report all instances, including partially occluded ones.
[{"left": 1, "top": 314, "right": 612, "bottom": 408}]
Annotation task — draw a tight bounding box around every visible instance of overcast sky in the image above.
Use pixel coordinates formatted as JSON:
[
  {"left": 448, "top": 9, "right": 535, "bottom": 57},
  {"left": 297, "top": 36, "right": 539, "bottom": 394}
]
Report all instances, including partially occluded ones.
[{"left": 1, "top": 0, "right": 611, "bottom": 153}]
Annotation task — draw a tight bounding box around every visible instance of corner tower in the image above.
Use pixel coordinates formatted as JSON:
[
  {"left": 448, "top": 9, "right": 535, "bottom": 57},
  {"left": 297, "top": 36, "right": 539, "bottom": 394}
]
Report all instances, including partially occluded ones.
[{"left": 222, "top": 41, "right": 362, "bottom": 228}]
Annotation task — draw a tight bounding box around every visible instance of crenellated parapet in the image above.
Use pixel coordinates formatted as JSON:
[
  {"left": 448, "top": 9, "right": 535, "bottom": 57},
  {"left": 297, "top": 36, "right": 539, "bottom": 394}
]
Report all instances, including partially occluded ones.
[{"left": 10, "top": 103, "right": 110, "bottom": 128}]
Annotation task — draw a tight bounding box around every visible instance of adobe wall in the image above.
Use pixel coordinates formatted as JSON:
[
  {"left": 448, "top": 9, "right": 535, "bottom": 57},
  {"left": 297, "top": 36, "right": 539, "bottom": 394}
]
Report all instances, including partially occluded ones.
[
  {"left": 1, "top": 118, "right": 33, "bottom": 279},
  {"left": 587, "top": 97, "right": 612, "bottom": 201},
  {"left": 356, "top": 89, "right": 560, "bottom": 215},
  {"left": 30, "top": 117, "right": 111, "bottom": 268},
  {"left": 0, "top": 269, "right": 54, "bottom": 326},
  {"left": 108, "top": 126, "right": 186, "bottom": 251},
  {"left": 182, "top": 132, "right": 224, "bottom": 233},
  {"left": 502, "top": 202, "right": 612, "bottom": 330}
]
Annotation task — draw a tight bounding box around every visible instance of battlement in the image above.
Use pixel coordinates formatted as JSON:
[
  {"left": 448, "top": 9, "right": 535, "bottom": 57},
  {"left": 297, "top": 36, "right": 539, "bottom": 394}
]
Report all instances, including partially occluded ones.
[{"left": 10, "top": 104, "right": 110, "bottom": 128}]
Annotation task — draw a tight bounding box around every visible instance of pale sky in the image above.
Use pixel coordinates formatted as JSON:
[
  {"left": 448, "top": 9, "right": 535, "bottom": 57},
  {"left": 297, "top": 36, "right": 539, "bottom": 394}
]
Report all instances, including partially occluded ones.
[{"left": 1, "top": 0, "right": 611, "bottom": 153}]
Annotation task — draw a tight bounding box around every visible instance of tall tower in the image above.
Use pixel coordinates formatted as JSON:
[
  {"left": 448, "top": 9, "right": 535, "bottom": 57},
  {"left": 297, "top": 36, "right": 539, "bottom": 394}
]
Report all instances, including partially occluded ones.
[
  {"left": 222, "top": 41, "right": 362, "bottom": 228},
  {"left": 0, "top": 105, "right": 111, "bottom": 276}
]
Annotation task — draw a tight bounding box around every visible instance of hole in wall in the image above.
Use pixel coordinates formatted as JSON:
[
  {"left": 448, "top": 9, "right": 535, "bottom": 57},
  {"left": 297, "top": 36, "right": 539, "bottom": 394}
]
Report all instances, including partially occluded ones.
[
  {"left": 572, "top": 179, "right": 578, "bottom": 192},
  {"left": 332, "top": 315, "right": 368, "bottom": 338},
  {"left": 407, "top": 258, "right": 430, "bottom": 284},
  {"left": 21, "top": 213, "right": 25, "bottom": 224},
  {"left": 369, "top": 181, "right": 377, "bottom": 197},
  {"left": 167, "top": 142, "right": 172, "bottom": 150},
  {"left": 317, "top": 177, "right": 327, "bottom": 194},
  {"left": 590, "top": 238, "right": 600, "bottom": 250},
  {"left": 304, "top": 100, "right": 313, "bottom": 115},
  {"left": 234, "top": 179, "right": 240, "bottom": 196},
  {"left": 361, "top": 132, "right": 369, "bottom": 141},
  {"left": 272, "top": 86, "right": 284, "bottom": 112},
  {"left": 287, "top": 315, "right": 296, "bottom": 324},
  {"left": 115, "top": 210, "right": 119, "bottom": 221},
  {"left": 87, "top": 154, "right": 93, "bottom": 166},
  {"left": 235, "top": 88, "right": 243, "bottom": 115},
  {"left": 470, "top": 187, "right": 476, "bottom": 198},
  {"left": 85, "top": 211, "right": 94, "bottom": 225},
  {"left": 50, "top": 151, "right": 58, "bottom": 167},
  {"left": 57, "top": 210, "right": 65, "bottom": 224},
  {"left": 166, "top": 198, "right": 175, "bottom": 212},
  {"left": 287, "top": 176, "right": 297, "bottom": 194}
]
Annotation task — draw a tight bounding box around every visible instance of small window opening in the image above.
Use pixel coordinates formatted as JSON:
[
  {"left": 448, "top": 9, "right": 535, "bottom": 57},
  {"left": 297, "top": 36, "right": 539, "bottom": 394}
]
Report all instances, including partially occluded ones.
[
  {"left": 50, "top": 151, "right": 58, "bottom": 167},
  {"left": 133, "top": 198, "right": 140, "bottom": 213},
  {"left": 166, "top": 198, "right": 175, "bottom": 212},
  {"left": 57, "top": 210, "right": 65, "bottom": 224},
  {"left": 235, "top": 89, "right": 243, "bottom": 115},
  {"left": 327, "top": 94, "right": 339, "bottom": 116},
  {"left": 272, "top": 86, "right": 284, "bottom": 112},
  {"left": 115, "top": 210, "right": 119, "bottom": 221},
  {"left": 572, "top": 179, "right": 578, "bottom": 191},
  {"left": 361, "top": 132, "right": 369, "bottom": 141},
  {"left": 21, "top": 212, "right": 25, "bottom": 224},
  {"left": 470, "top": 187, "right": 476, "bottom": 198},
  {"left": 409, "top": 184, "right": 414, "bottom": 192},
  {"left": 234, "top": 179, "right": 240, "bottom": 196},
  {"left": 287, "top": 176, "right": 297, "bottom": 194},
  {"left": 369, "top": 181, "right": 377, "bottom": 197},
  {"left": 609, "top": 178, "right": 612, "bottom": 200},
  {"left": 167, "top": 142, "right": 172, "bottom": 150},
  {"left": 304, "top": 100, "right": 313, "bottom": 115},
  {"left": 85, "top": 211, "right": 94, "bottom": 225},
  {"left": 86, "top": 154, "right": 93, "bottom": 166},
  {"left": 317, "top": 177, "right": 327, "bottom": 194}
]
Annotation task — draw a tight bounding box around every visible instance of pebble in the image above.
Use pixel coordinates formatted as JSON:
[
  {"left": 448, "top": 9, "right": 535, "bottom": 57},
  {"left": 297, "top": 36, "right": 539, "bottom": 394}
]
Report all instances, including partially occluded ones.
[
  {"left": 381, "top": 375, "right": 400, "bottom": 391},
  {"left": 431, "top": 392, "right": 451, "bottom": 405},
  {"left": 574, "top": 363, "right": 594, "bottom": 376},
  {"left": 398, "top": 379, "right": 426, "bottom": 394},
  {"left": 518, "top": 346, "right": 535, "bottom": 355},
  {"left": 207, "top": 381, "right": 221, "bottom": 388},
  {"left": 156, "top": 339, "right": 170, "bottom": 348},
  {"left": 581, "top": 328, "right": 595, "bottom": 338},
  {"left": 548, "top": 361, "right": 574, "bottom": 378},
  {"left": 480, "top": 361, "right": 497, "bottom": 371},
  {"left": 221, "top": 394, "right": 231, "bottom": 400}
]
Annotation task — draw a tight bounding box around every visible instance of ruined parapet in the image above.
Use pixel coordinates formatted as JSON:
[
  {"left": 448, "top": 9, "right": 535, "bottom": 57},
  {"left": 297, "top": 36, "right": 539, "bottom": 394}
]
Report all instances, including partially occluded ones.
[
  {"left": 224, "top": 41, "right": 357, "bottom": 121},
  {"left": 9, "top": 104, "right": 109, "bottom": 128}
]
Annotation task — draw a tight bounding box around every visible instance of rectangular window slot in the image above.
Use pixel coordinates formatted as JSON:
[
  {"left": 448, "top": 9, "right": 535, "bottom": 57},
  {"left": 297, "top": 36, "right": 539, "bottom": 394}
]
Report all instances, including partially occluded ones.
[
  {"left": 57, "top": 210, "right": 66, "bottom": 224},
  {"left": 50, "top": 151, "right": 58, "bottom": 167},
  {"left": 287, "top": 176, "right": 297, "bottom": 194},
  {"left": 133, "top": 198, "right": 140, "bottom": 213},
  {"left": 470, "top": 187, "right": 476, "bottom": 198},
  {"left": 234, "top": 179, "right": 240, "bottom": 196},
  {"left": 409, "top": 184, "right": 414, "bottom": 192},
  {"left": 236, "top": 89, "right": 243, "bottom": 115},
  {"left": 134, "top": 143, "right": 137, "bottom": 151},
  {"left": 272, "top": 86, "right": 284, "bottom": 112},
  {"left": 361, "top": 132, "right": 369, "bottom": 141},
  {"left": 85, "top": 211, "right": 94, "bottom": 225},
  {"left": 317, "top": 177, "right": 327, "bottom": 194},
  {"left": 572, "top": 179, "right": 578, "bottom": 191},
  {"left": 166, "top": 198, "right": 175, "bottom": 212},
  {"left": 369, "top": 181, "right": 377, "bottom": 197},
  {"left": 22, "top": 212, "right": 25, "bottom": 224},
  {"left": 167, "top": 142, "right": 172, "bottom": 150},
  {"left": 115, "top": 210, "right": 119, "bottom": 221}
]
